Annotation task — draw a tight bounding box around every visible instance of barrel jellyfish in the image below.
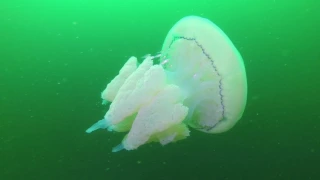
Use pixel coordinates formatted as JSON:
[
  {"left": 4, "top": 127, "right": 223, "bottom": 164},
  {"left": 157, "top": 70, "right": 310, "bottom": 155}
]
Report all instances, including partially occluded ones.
[{"left": 86, "top": 15, "right": 247, "bottom": 152}]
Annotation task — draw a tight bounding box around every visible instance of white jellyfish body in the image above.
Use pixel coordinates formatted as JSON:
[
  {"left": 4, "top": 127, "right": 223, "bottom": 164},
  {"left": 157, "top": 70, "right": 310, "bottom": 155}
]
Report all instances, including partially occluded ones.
[{"left": 86, "top": 16, "right": 247, "bottom": 152}]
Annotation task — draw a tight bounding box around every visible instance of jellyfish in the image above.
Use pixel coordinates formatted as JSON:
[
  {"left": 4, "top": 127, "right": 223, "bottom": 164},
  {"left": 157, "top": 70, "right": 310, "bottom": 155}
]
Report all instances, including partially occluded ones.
[{"left": 86, "top": 15, "right": 247, "bottom": 152}]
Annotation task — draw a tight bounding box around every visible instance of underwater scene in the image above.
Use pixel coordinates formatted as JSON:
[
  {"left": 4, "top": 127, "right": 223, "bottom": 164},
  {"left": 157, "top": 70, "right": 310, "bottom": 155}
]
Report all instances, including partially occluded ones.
[{"left": 1, "top": 0, "right": 319, "bottom": 180}]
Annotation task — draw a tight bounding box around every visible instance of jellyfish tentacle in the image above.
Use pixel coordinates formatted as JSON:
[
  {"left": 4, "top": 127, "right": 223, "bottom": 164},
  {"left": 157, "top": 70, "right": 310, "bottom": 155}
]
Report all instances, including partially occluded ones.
[
  {"left": 85, "top": 118, "right": 110, "bottom": 133},
  {"left": 112, "top": 143, "right": 124, "bottom": 153}
]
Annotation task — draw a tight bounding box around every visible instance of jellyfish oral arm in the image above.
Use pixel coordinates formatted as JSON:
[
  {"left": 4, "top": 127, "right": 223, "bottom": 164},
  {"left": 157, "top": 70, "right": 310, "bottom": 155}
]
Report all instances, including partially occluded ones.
[
  {"left": 101, "top": 56, "right": 138, "bottom": 103},
  {"left": 114, "top": 83, "right": 189, "bottom": 151}
]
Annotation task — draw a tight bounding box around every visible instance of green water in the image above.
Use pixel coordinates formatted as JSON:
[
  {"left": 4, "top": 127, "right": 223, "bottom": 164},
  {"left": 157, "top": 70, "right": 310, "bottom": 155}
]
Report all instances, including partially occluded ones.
[{"left": 1, "top": 0, "right": 319, "bottom": 179}]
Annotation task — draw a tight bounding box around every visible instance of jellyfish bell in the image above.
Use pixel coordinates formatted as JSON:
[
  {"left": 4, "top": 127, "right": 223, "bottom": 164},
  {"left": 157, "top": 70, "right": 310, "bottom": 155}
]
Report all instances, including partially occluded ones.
[
  {"left": 160, "top": 15, "right": 247, "bottom": 133},
  {"left": 85, "top": 15, "right": 247, "bottom": 152}
]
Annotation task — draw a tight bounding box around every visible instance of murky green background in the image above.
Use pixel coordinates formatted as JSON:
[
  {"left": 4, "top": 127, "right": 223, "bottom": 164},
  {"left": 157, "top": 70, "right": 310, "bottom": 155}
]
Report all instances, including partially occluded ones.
[{"left": 1, "top": 0, "right": 319, "bottom": 179}]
